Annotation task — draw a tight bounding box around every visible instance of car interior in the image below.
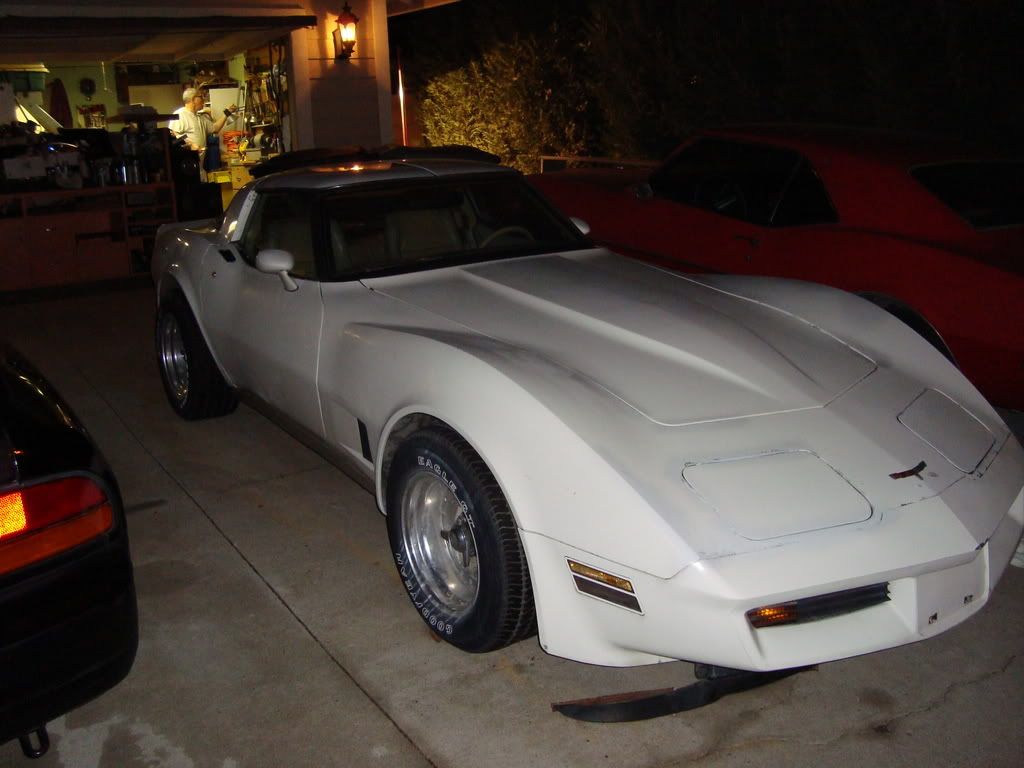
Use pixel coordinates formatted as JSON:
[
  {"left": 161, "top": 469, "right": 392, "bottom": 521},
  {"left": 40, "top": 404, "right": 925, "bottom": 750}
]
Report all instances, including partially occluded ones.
[
  {"left": 235, "top": 178, "right": 581, "bottom": 283},
  {"left": 322, "top": 179, "right": 575, "bottom": 279},
  {"left": 328, "top": 205, "right": 476, "bottom": 275}
]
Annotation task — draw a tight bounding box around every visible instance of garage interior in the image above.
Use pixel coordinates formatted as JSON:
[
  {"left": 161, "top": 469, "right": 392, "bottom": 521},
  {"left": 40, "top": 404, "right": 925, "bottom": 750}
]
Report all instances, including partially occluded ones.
[{"left": 0, "top": 0, "right": 405, "bottom": 292}]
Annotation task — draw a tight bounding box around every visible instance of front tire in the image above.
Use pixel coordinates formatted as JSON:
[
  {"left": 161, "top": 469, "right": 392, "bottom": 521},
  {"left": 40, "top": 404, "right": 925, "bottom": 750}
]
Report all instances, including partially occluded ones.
[
  {"left": 155, "top": 293, "right": 237, "bottom": 420},
  {"left": 387, "top": 427, "right": 536, "bottom": 653}
]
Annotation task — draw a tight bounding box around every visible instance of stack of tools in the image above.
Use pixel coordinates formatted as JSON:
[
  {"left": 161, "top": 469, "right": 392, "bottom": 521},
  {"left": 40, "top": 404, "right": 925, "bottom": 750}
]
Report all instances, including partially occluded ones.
[{"left": 222, "top": 130, "right": 247, "bottom": 157}]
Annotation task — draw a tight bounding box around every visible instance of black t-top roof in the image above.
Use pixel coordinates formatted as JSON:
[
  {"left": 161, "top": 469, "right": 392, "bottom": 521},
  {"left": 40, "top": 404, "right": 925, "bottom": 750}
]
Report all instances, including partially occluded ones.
[{"left": 250, "top": 144, "right": 500, "bottom": 178}]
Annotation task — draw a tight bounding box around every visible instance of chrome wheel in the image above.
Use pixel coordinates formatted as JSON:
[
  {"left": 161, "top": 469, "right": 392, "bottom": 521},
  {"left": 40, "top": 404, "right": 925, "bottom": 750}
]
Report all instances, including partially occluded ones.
[
  {"left": 401, "top": 472, "right": 479, "bottom": 617},
  {"left": 388, "top": 428, "right": 536, "bottom": 651},
  {"left": 158, "top": 312, "right": 189, "bottom": 405}
]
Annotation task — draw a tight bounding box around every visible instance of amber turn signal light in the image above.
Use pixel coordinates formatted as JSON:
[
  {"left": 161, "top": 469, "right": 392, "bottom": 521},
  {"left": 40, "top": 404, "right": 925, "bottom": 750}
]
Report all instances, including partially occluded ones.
[
  {"left": 567, "top": 559, "right": 635, "bottom": 593},
  {"left": 567, "top": 558, "right": 642, "bottom": 613},
  {"left": 747, "top": 583, "right": 891, "bottom": 629},
  {"left": 746, "top": 603, "right": 799, "bottom": 628}
]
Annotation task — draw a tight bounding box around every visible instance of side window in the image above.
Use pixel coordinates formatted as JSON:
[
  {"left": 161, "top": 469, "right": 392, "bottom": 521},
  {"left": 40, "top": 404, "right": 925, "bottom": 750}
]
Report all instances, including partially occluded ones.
[
  {"left": 221, "top": 186, "right": 253, "bottom": 240},
  {"left": 650, "top": 139, "right": 800, "bottom": 226},
  {"left": 237, "top": 194, "right": 268, "bottom": 265},
  {"left": 237, "top": 191, "right": 317, "bottom": 279},
  {"left": 772, "top": 162, "right": 838, "bottom": 227}
]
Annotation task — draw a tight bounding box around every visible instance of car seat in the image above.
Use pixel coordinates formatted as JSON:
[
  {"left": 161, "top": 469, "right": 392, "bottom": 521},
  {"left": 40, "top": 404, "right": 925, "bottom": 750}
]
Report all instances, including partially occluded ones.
[{"left": 385, "top": 208, "right": 463, "bottom": 263}]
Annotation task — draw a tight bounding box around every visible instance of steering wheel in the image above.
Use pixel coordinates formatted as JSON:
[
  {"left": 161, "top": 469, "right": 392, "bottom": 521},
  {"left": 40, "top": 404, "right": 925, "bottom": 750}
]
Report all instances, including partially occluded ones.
[
  {"left": 480, "top": 226, "right": 535, "bottom": 248},
  {"left": 695, "top": 177, "right": 747, "bottom": 218}
]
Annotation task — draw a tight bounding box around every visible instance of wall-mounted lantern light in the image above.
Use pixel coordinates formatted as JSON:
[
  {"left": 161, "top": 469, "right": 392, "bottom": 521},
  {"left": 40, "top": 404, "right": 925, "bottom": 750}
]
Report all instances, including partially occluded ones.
[{"left": 333, "top": 3, "right": 359, "bottom": 60}]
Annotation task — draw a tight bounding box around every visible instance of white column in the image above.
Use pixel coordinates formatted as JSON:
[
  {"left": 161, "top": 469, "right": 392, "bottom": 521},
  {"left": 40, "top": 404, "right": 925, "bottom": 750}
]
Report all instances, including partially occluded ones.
[
  {"left": 371, "top": 0, "right": 393, "bottom": 145},
  {"left": 287, "top": 25, "right": 316, "bottom": 150}
]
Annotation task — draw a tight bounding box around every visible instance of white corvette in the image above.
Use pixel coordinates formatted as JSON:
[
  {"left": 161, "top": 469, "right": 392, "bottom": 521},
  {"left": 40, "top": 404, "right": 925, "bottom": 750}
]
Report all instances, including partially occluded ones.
[{"left": 152, "top": 150, "right": 1024, "bottom": 672}]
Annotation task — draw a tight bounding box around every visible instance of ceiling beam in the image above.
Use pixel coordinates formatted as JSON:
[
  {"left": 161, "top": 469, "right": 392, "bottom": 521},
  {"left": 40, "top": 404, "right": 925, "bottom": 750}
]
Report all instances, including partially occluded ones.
[
  {"left": 0, "top": 15, "right": 316, "bottom": 38},
  {"left": 0, "top": 15, "right": 316, "bottom": 66}
]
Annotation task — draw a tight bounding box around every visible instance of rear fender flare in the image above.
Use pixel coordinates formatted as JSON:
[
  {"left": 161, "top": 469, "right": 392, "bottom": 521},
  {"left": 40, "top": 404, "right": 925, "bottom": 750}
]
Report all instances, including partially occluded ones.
[{"left": 857, "top": 291, "right": 957, "bottom": 366}]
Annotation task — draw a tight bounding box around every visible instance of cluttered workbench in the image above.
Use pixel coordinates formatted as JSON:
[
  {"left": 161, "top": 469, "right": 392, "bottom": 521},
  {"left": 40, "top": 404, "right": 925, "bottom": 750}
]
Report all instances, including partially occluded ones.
[
  {"left": 0, "top": 116, "right": 178, "bottom": 291},
  {"left": 205, "top": 72, "right": 283, "bottom": 210}
]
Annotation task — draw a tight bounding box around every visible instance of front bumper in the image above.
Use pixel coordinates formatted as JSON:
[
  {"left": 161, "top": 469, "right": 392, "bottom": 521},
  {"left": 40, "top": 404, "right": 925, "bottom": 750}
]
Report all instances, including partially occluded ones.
[{"left": 523, "top": 435, "right": 1024, "bottom": 670}]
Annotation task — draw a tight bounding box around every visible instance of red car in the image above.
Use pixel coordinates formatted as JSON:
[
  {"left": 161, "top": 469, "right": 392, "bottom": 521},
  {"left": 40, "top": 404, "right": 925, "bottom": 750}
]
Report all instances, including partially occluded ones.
[{"left": 530, "top": 125, "right": 1024, "bottom": 410}]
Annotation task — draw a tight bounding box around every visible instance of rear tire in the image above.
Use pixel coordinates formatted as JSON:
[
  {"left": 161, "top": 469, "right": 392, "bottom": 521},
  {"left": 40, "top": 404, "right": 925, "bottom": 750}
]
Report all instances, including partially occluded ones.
[
  {"left": 155, "top": 293, "right": 237, "bottom": 420},
  {"left": 387, "top": 427, "right": 536, "bottom": 653}
]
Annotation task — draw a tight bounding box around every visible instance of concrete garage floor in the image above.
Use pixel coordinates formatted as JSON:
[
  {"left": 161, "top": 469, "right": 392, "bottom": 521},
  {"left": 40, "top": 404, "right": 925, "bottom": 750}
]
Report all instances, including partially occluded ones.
[{"left": 1, "top": 284, "right": 1022, "bottom": 768}]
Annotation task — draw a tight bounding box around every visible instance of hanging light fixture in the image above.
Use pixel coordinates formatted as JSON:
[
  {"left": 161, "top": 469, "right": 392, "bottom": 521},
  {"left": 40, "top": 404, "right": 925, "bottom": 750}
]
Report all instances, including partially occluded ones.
[{"left": 333, "top": 3, "right": 359, "bottom": 61}]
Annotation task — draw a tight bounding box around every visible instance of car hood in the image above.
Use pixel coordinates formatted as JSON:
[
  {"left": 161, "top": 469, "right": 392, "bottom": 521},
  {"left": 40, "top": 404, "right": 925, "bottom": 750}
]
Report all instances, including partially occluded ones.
[{"left": 366, "top": 250, "right": 876, "bottom": 425}]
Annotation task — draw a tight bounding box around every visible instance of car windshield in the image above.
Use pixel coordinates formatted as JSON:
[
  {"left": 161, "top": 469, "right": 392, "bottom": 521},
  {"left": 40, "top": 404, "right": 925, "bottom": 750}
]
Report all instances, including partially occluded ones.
[
  {"left": 322, "top": 175, "right": 587, "bottom": 278},
  {"left": 911, "top": 161, "right": 1024, "bottom": 229}
]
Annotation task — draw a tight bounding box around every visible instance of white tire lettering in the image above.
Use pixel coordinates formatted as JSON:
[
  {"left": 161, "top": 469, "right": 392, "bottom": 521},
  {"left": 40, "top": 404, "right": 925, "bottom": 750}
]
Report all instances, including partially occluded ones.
[{"left": 402, "top": 451, "right": 480, "bottom": 642}]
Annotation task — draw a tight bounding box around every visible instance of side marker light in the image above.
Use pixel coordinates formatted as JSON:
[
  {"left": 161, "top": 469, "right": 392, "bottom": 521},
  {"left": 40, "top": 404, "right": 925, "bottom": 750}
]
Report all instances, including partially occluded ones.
[
  {"left": 567, "top": 559, "right": 635, "bottom": 593},
  {"left": 567, "top": 559, "right": 642, "bottom": 613}
]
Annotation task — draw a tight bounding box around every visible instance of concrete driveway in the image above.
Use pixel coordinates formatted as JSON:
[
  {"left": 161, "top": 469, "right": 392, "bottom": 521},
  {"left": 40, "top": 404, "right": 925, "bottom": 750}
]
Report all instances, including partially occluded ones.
[{"left": 2, "top": 284, "right": 1022, "bottom": 768}]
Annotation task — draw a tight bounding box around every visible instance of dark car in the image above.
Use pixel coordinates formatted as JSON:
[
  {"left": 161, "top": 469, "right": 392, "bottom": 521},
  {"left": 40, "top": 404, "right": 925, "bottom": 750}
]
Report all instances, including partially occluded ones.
[
  {"left": 530, "top": 125, "right": 1024, "bottom": 410},
  {"left": 0, "top": 345, "right": 137, "bottom": 759}
]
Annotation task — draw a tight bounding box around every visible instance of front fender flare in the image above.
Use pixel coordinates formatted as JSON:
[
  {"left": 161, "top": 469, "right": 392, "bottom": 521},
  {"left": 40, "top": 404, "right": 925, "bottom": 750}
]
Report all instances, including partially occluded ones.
[{"left": 330, "top": 324, "right": 691, "bottom": 580}]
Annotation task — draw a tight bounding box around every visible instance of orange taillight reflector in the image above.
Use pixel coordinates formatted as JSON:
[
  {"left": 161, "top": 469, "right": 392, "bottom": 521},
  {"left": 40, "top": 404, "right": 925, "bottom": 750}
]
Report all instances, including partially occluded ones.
[
  {"left": 0, "top": 477, "right": 113, "bottom": 577},
  {"left": 0, "top": 491, "right": 27, "bottom": 537}
]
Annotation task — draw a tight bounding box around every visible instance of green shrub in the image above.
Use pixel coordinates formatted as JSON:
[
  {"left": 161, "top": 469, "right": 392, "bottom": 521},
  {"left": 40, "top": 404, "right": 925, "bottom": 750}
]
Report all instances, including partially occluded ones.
[{"left": 421, "top": 37, "right": 590, "bottom": 173}]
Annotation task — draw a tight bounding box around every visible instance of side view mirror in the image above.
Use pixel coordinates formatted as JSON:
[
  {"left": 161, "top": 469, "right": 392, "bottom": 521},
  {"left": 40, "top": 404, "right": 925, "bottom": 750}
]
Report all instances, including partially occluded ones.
[
  {"left": 256, "top": 249, "right": 298, "bottom": 292},
  {"left": 569, "top": 217, "right": 591, "bottom": 236}
]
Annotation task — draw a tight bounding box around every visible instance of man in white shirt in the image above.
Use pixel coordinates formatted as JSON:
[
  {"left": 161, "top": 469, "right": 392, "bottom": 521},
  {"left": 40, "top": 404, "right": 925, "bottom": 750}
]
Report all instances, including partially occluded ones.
[{"left": 170, "top": 87, "right": 236, "bottom": 160}]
